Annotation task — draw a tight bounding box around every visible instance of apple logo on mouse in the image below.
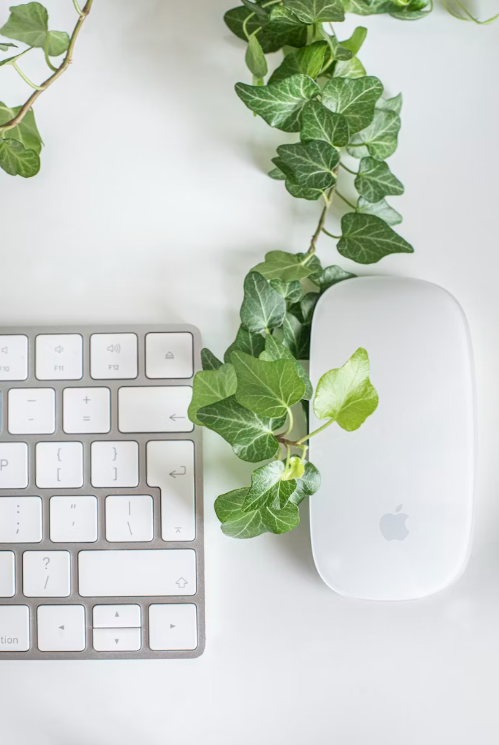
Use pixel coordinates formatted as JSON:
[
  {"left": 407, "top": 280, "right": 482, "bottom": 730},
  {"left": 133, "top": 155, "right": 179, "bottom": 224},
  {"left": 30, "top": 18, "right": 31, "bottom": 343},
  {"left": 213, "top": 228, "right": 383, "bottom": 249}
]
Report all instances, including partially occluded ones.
[{"left": 379, "top": 505, "right": 409, "bottom": 541}]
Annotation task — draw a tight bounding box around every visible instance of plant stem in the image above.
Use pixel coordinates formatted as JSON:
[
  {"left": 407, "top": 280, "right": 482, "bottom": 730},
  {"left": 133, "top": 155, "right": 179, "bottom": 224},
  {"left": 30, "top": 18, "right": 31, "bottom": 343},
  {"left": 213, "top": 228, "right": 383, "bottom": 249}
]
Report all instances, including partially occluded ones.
[
  {"left": 340, "top": 162, "right": 358, "bottom": 175},
  {"left": 242, "top": 12, "right": 256, "bottom": 39},
  {"left": 306, "top": 185, "right": 335, "bottom": 257},
  {"left": 11, "top": 63, "right": 43, "bottom": 90},
  {"left": 336, "top": 191, "right": 356, "bottom": 210},
  {"left": 73, "top": 0, "right": 84, "bottom": 14},
  {"left": 284, "top": 407, "right": 294, "bottom": 436},
  {"left": 295, "top": 417, "right": 336, "bottom": 446},
  {"left": 322, "top": 228, "right": 341, "bottom": 239},
  {"left": 43, "top": 35, "right": 57, "bottom": 72},
  {"left": 0, "top": 0, "right": 94, "bottom": 134}
]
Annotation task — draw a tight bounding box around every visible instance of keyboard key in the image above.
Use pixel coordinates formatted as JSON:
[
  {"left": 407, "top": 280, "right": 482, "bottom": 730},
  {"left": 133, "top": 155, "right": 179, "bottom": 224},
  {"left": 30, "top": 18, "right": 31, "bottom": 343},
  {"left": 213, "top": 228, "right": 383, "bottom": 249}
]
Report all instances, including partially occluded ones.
[
  {"left": 36, "top": 334, "right": 83, "bottom": 380},
  {"left": 93, "top": 604, "right": 141, "bottom": 628},
  {"left": 91, "top": 441, "right": 138, "bottom": 487},
  {"left": 118, "top": 386, "right": 193, "bottom": 433},
  {"left": 79, "top": 549, "right": 196, "bottom": 597},
  {"left": 36, "top": 442, "right": 83, "bottom": 489},
  {"left": 8, "top": 388, "right": 55, "bottom": 435},
  {"left": 0, "top": 497, "right": 42, "bottom": 543},
  {"left": 93, "top": 627, "right": 141, "bottom": 652},
  {"left": 50, "top": 496, "right": 98, "bottom": 543},
  {"left": 0, "top": 605, "right": 30, "bottom": 651},
  {"left": 0, "top": 335, "right": 28, "bottom": 381},
  {"left": 23, "top": 551, "right": 71, "bottom": 597},
  {"left": 147, "top": 440, "right": 195, "bottom": 541},
  {"left": 37, "top": 605, "right": 85, "bottom": 652},
  {"left": 145, "top": 333, "right": 193, "bottom": 379},
  {"left": 63, "top": 387, "right": 110, "bottom": 434},
  {"left": 90, "top": 333, "right": 137, "bottom": 380},
  {"left": 0, "top": 552, "right": 15, "bottom": 597},
  {"left": 105, "top": 495, "right": 153, "bottom": 542},
  {"left": 0, "top": 443, "right": 28, "bottom": 489},
  {"left": 149, "top": 604, "right": 198, "bottom": 651}
]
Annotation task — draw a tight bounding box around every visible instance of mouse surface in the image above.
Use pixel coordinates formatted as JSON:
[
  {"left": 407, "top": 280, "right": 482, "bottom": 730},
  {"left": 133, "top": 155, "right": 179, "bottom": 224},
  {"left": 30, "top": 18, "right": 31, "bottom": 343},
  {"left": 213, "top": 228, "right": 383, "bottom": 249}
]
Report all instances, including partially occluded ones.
[{"left": 309, "top": 276, "right": 475, "bottom": 601}]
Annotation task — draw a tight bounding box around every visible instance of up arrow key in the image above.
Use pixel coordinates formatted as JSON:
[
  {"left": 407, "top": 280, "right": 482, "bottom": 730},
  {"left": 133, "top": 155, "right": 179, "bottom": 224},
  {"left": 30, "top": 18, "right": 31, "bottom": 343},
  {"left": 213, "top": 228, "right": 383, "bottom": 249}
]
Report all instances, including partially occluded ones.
[{"left": 175, "top": 577, "right": 188, "bottom": 589}]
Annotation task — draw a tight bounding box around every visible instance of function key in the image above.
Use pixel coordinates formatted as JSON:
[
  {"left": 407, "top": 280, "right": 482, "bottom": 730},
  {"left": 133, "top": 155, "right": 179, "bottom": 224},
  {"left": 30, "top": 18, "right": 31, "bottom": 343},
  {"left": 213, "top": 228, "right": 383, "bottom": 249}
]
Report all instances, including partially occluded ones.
[
  {"left": 145, "top": 333, "right": 193, "bottom": 379},
  {"left": 36, "top": 334, "right": 83, "bottom": 380},
  {"left": 90, "top": 333, "right": 138, "bottom": 379},
  {"left": 0, "top": 335, "right": 28, "bottom": 381}
]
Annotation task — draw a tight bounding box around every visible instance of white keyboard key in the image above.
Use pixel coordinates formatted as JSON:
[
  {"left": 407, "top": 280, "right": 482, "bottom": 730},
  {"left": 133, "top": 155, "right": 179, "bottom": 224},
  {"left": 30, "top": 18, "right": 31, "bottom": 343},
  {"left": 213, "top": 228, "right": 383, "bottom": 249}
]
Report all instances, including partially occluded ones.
[
  {"left": 93, "top": 604, "right": 141, "bottom": 628},
  {"left": 0, "top": 335, "right": 28, "bottom": 381},
  {"left": 149, "top": 604, "right": 198, "bottom": 651},
  {"left": 23, "top": 551, "right": 71, "bottom": 597},
  {"left": 0, "top": 605, "right": 30, "bottom": 651},
  {"left": 50, "top": 496, "right": 98, "bottom": 543},
  {"left": 8, "top": 388, "right": 55, "bottom": 435},
  {"left": 36, "top": 442, "right": 83, "bottom": 489},
  {"left": 91, "top": 441, "right": 138, "bottom": 487},
  {"left": 37, "top": 605, "right": 85, "bottom": 652},
  {"left": 106, "top": 495, "right": 153, "bottom": 542},
  {"left": 147, "top": 440, "right": 195, "bottom": 541},
  {"left": 79, "top": 549, "right": 196, "bottom": 597},
  {"left": 0, "top": 443, "right": 28, "bottom": 489},
  {"left": 118, "top": 386, "right": 193, "bottom": 433},
  {"left": 91, "top": 333, "right": 137, "bottom": 380},
  {"left": 0, "top": 552, "right": 15, "bottom": 597},
  {"left": 145, "top": 333, "right": 193, "bottom": 379},
  {"left": 0, "top": 497, "right": 42, "bottom": 543},
  {"left": 93, "top": 627, "right": 141, "bottom": 652},
  {"left": 63, "top": 387, "right": 110, "bottom": 434},
  {"left": 36, "top": 334, "right": 83, "bottom": 380}
]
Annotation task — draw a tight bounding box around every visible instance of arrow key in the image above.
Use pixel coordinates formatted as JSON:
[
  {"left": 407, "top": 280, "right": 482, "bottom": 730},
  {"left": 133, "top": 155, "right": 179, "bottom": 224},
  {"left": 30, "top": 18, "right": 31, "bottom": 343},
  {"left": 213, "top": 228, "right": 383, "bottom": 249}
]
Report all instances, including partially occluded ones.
[
  {"left": 93, "top": 628, "right": 141, "bottom": 652},
  {"left": 149, "top": 604, "right": 198, "bottom": 651},
  {"left": 37, "top": 605, "right": 85, "bottom": 652},
  {"left": 93, "top": 604, "right": 141, "bottom": 629}
]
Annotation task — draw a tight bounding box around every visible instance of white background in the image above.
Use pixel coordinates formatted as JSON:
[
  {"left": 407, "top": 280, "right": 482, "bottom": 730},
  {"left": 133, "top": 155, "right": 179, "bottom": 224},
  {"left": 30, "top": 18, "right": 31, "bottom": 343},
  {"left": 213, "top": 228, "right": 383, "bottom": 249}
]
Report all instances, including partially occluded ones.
[{"left": 1, "top": 0, "right": 499, "bottom": 742}]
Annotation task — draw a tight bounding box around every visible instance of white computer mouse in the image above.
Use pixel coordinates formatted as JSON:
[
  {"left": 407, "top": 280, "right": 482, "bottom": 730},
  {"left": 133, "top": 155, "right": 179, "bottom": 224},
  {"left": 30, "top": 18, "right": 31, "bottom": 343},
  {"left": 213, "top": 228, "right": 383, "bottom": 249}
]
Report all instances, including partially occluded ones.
[{"left": 309, "top": 276, "right": 475, "bottom": 601}]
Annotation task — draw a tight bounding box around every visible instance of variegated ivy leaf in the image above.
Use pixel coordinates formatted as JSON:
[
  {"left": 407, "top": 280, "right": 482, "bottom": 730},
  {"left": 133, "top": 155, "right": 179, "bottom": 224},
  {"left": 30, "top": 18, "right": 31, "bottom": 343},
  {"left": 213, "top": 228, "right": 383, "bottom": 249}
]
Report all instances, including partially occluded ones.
[
  {"left": 390, "top": 0, "right": 432, "bottom": 20},
  {"left": 333, "top": 57, "right": 366, "bottom": 79},
  {"left": 240, "top": 272, "right": 286, "bottom": 334},
  {"left": 0, "top": 138, "right": 40, "bottom": 177},
  {"left": 0, "top": 3, "right": 69, "bottom": 56},
  {"left": 201, "top": 348, "right": 223, "bottom": 371},
  {"left": 354, "top": 157, "right": 404, "bottom": 203},
  {"left": 340, "top": 26, "right": 367, "bottom": 55},
  {"left": 225, "top": 3, "right": 308, "bottom": 53},
  {"left": 224, "top": 325, "right": 265, "bottom": 363},
  {"left": 240, "top": 0, "right": 270, "bottom": 23},
  {"left": 337, "top": 213, "right": 413, "bottom": 263},
  {"left": 265, "top": 6, "right": 309, "bottom": 48},
  {"left": 242, "top": 460, "right": 286, "bottom": 512},
  {"left": 322, "top": 76, "right": 383, "bottom": 134},
  {"left": 215, "top": 488, "right": 268, "bottom": 539},
  {"left": 235, "top": 74, "right": 320, "bottom": 133},
  {"left": 268, "top": 41, "right": 327, "bottom": 85},
  {"left": 268, "top": 165, "right": 286, "bottom": 180},
  {"left": 356, "top": 196, "right": 402, "bottom": 226},
  {"left": 259, "top": 335, "right": 313, "bottom": 400},
  {"left": 197, "top": 395, "right": 286, "bottom": 462},
  {"left": 282, "top": 0, "right": 345, "bottom": 22},
  {"left": 188, "top": 363, "right": 237, "bottom": 425},
  {"left": 0, "top": 102, "right": 42, "bottom": 154},
  {"left": 289, "top": 461, "right": 321, "bottom": 504},
  {"left": 348, "top": 109, "right": 401, "bottom": 160},
  {"left": 252, "top": 250, "right": 315, "bottom": 282},
  {"left": 285, "top": 179, "right": 323, "bottom": 200},
  {"left": 232, "top": 351, "right": 306, "bottom": 417},
  {"left": 300, "top": 102, "right": 349, "bottom": 148},
  {"left": 376, "top": 93, "right": 402, "bottom": 115},
  {"left": 283, "top": 311, "right": 311, "bottom": 359},
  {"left": 313, "top": 347, "right": 379, "bottom": 429},
  {"left": 314, "top": 264, "right": 357, "bottom": 291},
  {"left": 261, "top": 501, "right": 300, "bottom": 533},
  {"left": 275, "top": 140, "right": 339, "bottom": 190},
  {"left": 322, "top": 34, "right": 353, "bottom": 62},
  {"left": 269, "top": 278, "right": 303, "bottom": 304},
  {"left": 345, "top": 0, "right": 395, "bottom": 15},
  {"left": 298, "top": 291, "right": 319, "bottom": 323}
]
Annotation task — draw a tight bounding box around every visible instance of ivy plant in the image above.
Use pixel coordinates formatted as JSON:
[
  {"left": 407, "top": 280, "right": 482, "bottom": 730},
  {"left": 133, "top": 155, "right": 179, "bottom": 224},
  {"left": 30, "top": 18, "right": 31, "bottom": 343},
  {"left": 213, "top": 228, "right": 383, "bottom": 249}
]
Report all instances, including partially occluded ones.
[{"left": 0, "top": 1, "right": 94, "bottom": 177}]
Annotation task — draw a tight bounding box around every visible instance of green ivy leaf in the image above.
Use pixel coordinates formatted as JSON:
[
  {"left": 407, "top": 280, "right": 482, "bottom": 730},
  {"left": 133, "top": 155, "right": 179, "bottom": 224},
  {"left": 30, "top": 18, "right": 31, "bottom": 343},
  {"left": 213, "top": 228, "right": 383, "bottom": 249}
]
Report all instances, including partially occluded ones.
[
  {"left": 245, "top": 33, "right": 268, "bottom": 79},
  {"left": 188, "top": 364, "right": 237, "bottom": 425},
  {"left": 241, "top": 0, "right": 270, "bottom": 22},
  {"left": 285, "top": 179, "right": 323, "bottom": 200},
  {"left": 224, "top": 6, "right": 282, "bottom": 54},
  {"left": 339, "top": 26, "right": 367, "bottom": 54},
  {"left": 0, "top": 102, "right": 42, "bottom": 154},
  {"left": 282, "top": 456, "right": 304, "bottom": 483},
  {"left": 266, "top": 6, "right": 309, "bottom": 49},
  {"left": 0, "top": 42, "right": 18, "bottom": 51},
  {"left": 269, "top": 278, "right": 303, "bottom": 304},
  {"left": 376, "top": 93, "right": 402, "bottom": 115},
  {"left": 252, "top": 250, "right": 315, "bottom": 282},
  {"left": 283, "top": 311, "right": 311, "bottom": 359},
  {"left": 337, "top": 213, "right": 413, "bottom": 263},
  {"left": 268, "top": 165, "right": 286, "bottom": 180},
  {"left": 282, "top": 0, "right": 345, "bottom": 23},
  {"left": 322, "top": 75, "right": 383, "bottom": 134},
  {"left": 0, "top": 3, "right": 68, "bottom": 55},
  {"left": 300, "top": 101, "right": 349, "bottom": 148},
  {"left": 269, "top": 41, "right": 327, "bottom": 85},
  {"left": 261, "top": 501, "right": 300, "bottom": 533},
  {"left": 290, "top": 461, "right": 321, "bottom": 504},
  {"left": 47, "top": 29, "right": 69, "bottom": 56},
  {"left": 0, "top": 138, "right": 40, "bottom": 177},
  {"left": 332, "top": 56, "right": 366, "bottom": 79},
  {"left": 323, "top": 34, "right": 353, "bottom": 61},
  {"left": 345, "top": 0, "right": 394, "bottom": 15},
  {"left": 314, "top": 264, "right": 356, "bottom": 291},
  {"left": 197, "top": 395, "right": 285, "bottom": 462},
  {"left": 235, "top": 74, "right": 320, "bottom": 133},
  {"left": 201, "top": 348, "right": 223, "bottom": 371},
  {"left": 348, "top": 109, "right": 400, "bottom": 160},
  {"left": 240, "top": 271, "right": 286, "bottom": 334},
  {"left": 259, "top": 335, "right": 313, "bottom": 400},
  {"left": 354, "top": 156, "right": 404, "bottom": 203},
  {"left": 243, "top": 460, "right": 285, "bottom": 511},
  {"left": 295, "top": 252, "right": 322, "bottom": 279},
  {"left": 224, "top": 325, "right": 265, "bottom": 363},
  {"left": 298, "top": 291, "right": 319, "bottom": 323},
  {"left": 232, "top": 351, "right": 306, "bottom": 417},
  {"left": 313, "top": 347, "right": 378, "bottom": 429},
  {"left": 390, "top": 0, "right": 432, "bottom": 20},
  {"left": 215, "top": 488, "right": 268, "bottom": 539},
  {"left": 275, "top": 140, "right": 339, "bottom": 190},
  {"left": 356, "top": 196, "right": 402, "bottom": 226}
]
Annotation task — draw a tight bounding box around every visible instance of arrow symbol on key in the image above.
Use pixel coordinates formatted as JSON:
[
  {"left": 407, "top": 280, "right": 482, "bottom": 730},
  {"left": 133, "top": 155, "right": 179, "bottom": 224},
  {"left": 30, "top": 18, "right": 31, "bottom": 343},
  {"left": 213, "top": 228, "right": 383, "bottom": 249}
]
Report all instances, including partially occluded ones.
[
  {"left": 169, "top": 466, "right": 186, "bottom": 478},
  {"left": 59, "top": 626, "right": 64, "bottom": 631},
  {"left": 169, "top": 413, "right": 186, "bottom": 422},
  {"left": 176, "top": 577, "right": 188, "bottom": 589}
]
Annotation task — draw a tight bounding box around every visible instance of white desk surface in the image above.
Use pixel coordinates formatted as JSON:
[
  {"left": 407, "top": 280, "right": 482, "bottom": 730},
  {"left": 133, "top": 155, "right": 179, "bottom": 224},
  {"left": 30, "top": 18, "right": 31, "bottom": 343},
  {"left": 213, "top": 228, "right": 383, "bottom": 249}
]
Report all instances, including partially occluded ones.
[{"left": 1, "top": 1, "right": 498, "bottom": 742}]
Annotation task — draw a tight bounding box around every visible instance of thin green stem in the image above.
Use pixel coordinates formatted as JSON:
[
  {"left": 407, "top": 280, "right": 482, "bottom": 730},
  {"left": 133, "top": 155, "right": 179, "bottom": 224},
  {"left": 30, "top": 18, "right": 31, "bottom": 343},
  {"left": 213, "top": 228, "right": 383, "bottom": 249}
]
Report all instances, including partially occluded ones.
[
  {"left": 73, "top": 0, "right": 84, "bottom": 14},
  {"left": 336, "top": 191, "right": 356, "bottom": 210},
  {"left": 306, "top": 184, "right": 335, "bottom": 257},
  {"left": 242, "top": 12, "right": 256, "bottom": 39},
  {"left": 340, "top": 162, "right": 358, "bottom": 175},
  {"left": 43, "top": 34, "right": 57, "bottom": 72},
  {"left": 12, "top": 63, "right": 43, "bottom": 90},
  {"left": 284, "top": 407, "right": 294, "bottom": 436},
  {"left": 443, "top": 0, "right": 498, "bottom": 22},
  {"left": 285, "top": 444, "right": 291, "bottom": 471},
  {"left": 322, "top": 228, "right": 341, "bottom": 239},
  {"left": 295, "top": 417, "right": 336, "bottom": 446}
]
